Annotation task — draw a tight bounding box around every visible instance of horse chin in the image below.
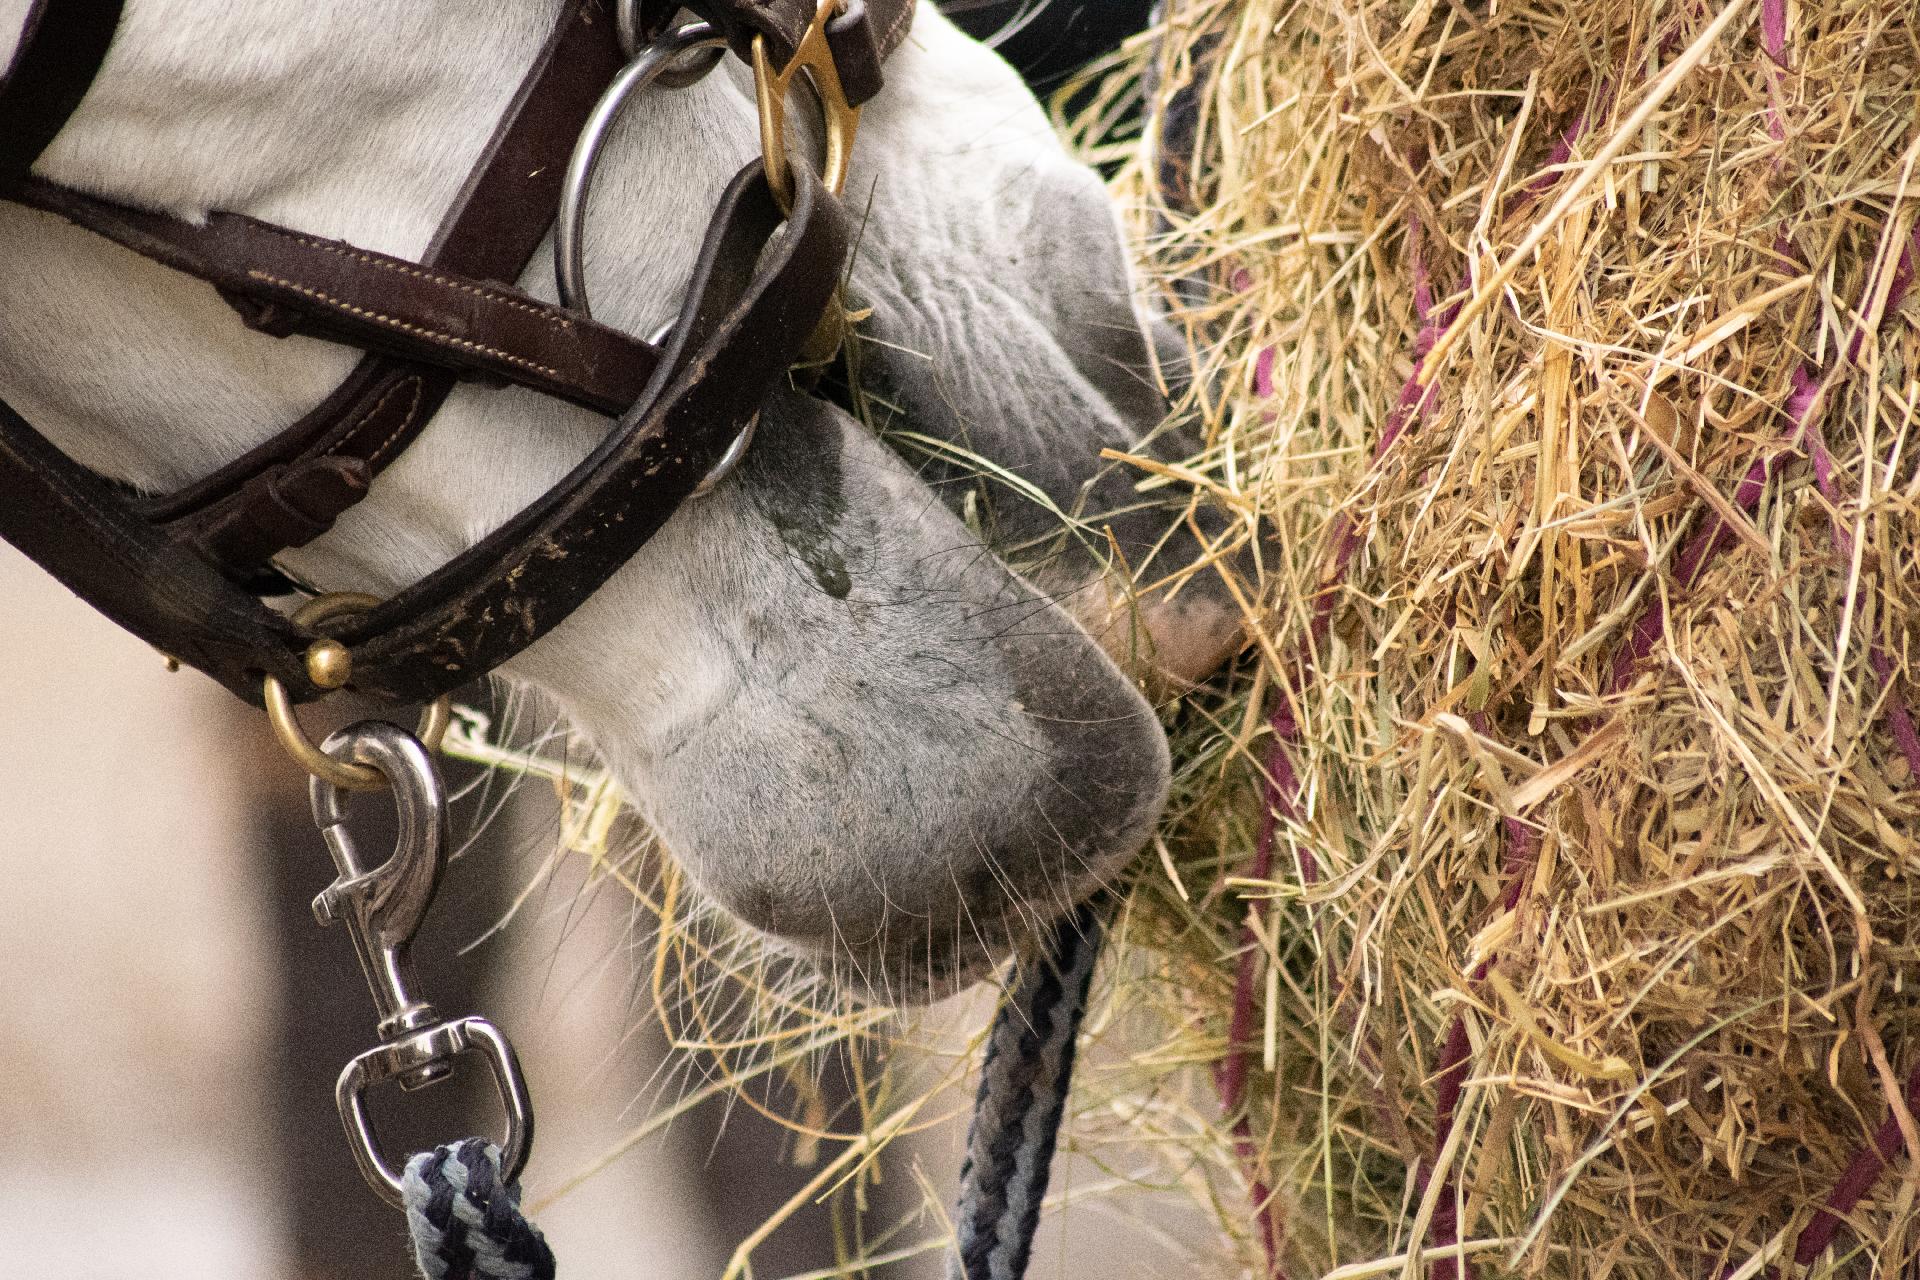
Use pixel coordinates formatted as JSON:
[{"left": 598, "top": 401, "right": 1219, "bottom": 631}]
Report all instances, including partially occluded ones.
[{"left": 778, "top": 851, "right": 1129, "bottom": 1008}]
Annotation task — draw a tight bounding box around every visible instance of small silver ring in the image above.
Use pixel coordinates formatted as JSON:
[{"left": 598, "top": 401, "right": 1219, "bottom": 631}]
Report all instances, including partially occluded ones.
[
  {"left": 691, "top": 414, "right": 759, "bottom": 498},
  {"left": 555, "top": 23, "right": 728, "bottom": 317}
]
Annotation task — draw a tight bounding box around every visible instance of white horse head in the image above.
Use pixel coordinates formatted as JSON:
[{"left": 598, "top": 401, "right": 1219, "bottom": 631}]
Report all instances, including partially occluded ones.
[{"left": 0, "top": 0, "right": 1244, "bottom": 1003}]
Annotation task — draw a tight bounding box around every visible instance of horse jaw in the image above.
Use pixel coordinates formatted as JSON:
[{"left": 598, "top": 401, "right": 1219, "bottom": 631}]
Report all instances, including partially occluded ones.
[{"left": 0, "top": 0, "right": 1203, "bottom": 1003}]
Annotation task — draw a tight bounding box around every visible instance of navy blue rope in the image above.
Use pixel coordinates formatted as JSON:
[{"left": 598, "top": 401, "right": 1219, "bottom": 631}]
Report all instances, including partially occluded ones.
[
  {"left": 402, "top": 1139, "right": 555, "bottom": 1280},
  {"left": 395, "top": 909, "right": 1101, "bottom": 1280}
]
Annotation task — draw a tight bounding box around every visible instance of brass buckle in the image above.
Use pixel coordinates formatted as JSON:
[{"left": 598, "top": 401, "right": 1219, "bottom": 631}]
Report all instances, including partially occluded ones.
[{"left": 752, "top": 0, "right": 861, "bottom": 211}]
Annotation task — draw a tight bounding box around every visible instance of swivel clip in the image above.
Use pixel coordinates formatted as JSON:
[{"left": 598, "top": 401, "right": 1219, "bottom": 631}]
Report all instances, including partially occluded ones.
[{"left": 310, "top": 719, "right": 534, "bottom": 1207}]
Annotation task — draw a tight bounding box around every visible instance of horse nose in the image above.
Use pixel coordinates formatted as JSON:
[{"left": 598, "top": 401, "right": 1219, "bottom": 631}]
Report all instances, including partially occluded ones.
[{"left": 838, "top": 687, "right": 1169, "bottom": 999}]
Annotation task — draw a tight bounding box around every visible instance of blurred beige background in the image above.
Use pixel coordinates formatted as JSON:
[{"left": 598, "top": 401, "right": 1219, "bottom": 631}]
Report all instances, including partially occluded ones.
[{"left": 0, "top": 542, "right": 1209, "bottom": 1280}]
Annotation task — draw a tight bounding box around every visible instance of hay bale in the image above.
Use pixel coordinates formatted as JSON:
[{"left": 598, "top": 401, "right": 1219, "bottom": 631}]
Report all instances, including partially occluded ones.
[{"left": 1075, "top": 0, "right": 1920, "bottom": 1274}]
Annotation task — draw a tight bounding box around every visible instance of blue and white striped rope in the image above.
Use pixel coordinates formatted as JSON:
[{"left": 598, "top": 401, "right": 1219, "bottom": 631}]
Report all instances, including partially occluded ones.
[
  {"left": 398, "top": 907, "right": 1101, "bottom": 1280},
  {"left": 402, "top": 1138, "right": 555, "bottom": 1280}
]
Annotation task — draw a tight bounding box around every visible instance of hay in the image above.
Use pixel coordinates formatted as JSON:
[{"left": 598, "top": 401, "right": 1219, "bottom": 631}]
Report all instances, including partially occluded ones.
[{"left": 1059, "top": 0, "right": 1920, "bottom": 1274}]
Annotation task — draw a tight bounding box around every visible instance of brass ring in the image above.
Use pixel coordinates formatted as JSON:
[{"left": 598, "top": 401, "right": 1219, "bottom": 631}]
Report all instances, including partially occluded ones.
[{"left": 264, "top": 592, "right": 451, "bottom": 791}]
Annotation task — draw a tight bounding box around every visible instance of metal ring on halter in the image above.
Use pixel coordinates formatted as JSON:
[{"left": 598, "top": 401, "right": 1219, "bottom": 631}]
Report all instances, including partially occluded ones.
[
  {"left": 614, "top": 0, "right": 726, "bottom": 83},
  {"left": 648, "top": 315, "right": 757, "bottom": 497},
  {"left": 263, "top": 592, "right": 451, "bottom": 791},
  {"left": 555, "top": 22, "right": 728, "bottom": 317},
  {"left": 597, "top": 319, "right": 753, "bottom": 501},
  {"left": 691, "top": 412, "right": 758, "bottom": 496}
]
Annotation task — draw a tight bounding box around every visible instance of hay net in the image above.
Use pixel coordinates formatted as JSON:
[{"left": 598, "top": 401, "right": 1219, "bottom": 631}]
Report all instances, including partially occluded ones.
[{"left": 1079, "top": 0, "right": 1920, "bottom": 1274}]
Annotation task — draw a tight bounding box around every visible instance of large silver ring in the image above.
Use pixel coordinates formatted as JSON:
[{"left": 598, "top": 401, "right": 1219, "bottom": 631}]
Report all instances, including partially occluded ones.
[{"left": 555, "top": 22, "right": 728, "bottom": 318}]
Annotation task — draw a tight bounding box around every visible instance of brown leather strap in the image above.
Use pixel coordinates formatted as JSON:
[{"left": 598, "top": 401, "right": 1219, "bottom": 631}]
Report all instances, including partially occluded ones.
[
  {"left": 0, "top": 0, "right": 123, "bottom": 185},
  {"left": 136, "top": 360, "right": 449, "bottom": 522},
  {"left": 0, "top": 396, "right": 315, "bottom": 696},
  {"left": 0, "top": 0, "right": 864, "bottom": 707},
  {"left": 338, "top": 165, "right": 850, "bottom": 699},
  {"left": 152, "top": 364, "right": 455, "bottom": 578},
  {"left": 0, "top": 163, "right": 848, "bottom": 704},
  {"left": 425, "top": 0, "right": 626, "bottom": 275},
  {"left": 18, "top": 183, "right": 662, "bottom": 415},
  {"left": 20, "top": 0, "right": 637, "bottom": 581},
  {"left": 147, "top": 0, "right": 630, "bottom": 574},
  {"left": 641, "top": 0, "right": 914, "bottom": 100},
  {"left": 823, "top": 0, "right": 888, "bottom": 106}
]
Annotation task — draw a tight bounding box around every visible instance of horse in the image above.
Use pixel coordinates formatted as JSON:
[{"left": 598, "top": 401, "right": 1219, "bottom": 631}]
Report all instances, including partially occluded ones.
[{"left": 0, "top": 0, "right": 1243, "bottom": 1014}]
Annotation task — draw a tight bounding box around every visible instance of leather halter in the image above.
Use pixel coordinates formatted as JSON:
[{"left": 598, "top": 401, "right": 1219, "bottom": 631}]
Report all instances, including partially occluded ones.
[{"left": 0, "top": 0, "right": 910, "bottom": 705}]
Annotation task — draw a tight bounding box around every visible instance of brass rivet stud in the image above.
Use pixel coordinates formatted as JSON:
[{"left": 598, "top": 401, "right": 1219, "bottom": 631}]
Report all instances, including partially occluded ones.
[{"left": 305, "top": 638, "right": 353, "bottom": 690}]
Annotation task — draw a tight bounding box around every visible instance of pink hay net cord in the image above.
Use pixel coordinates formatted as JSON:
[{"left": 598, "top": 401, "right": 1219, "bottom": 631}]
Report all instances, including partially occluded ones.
[
  {"left": 1217, "top": 213, "right": 1459, "bottom": 1279},
  {"left": 1215, "top": 3, "right": 1920, "bottom": 1273}
]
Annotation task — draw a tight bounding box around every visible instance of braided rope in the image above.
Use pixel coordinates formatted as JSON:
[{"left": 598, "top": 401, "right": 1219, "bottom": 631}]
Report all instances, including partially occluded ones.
[
  {"left": 948, "top": 902, "right": 1104, "bottom": 1280},
  {"left": 393, "top": 911, "right": 1101, "bottom": 1280},
  {"left": 402, "top": 1139, "right": 555, "bottom": 1280}
]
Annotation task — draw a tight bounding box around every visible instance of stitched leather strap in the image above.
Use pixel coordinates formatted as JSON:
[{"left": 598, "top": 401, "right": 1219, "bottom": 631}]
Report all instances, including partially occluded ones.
[
  {"left": 139, "top": 0, "right": 630, "bottom": 576},
  {"left": 0, "top": 164, "right": 847, "bottom": 704},
  {"left": 3, "top": 1, "right": 632, "bottom": 581},
  {"left": 17, "top": 183, "right": 662, "bottom": 415},
  {"left": 4, "top": 0, "right": 896, "bottom": 586}
]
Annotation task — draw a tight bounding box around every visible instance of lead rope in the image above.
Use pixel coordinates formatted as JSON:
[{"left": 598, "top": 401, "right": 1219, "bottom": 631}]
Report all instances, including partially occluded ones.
[
  {"left": 389, "top": 916, "right": 1100, "bottom": 1280},
  {"left": 303, "top": 707, "right": 1100, "bottom": 1280},
  {"left": 402, "top": 1140, "right": 554, "bottom": 1280},
  {"left": 388, "top": 914, "right": 1103, "bottom": 1280},
  {"left": 949, "top": 902, "right": 1105, "bottom": 1280},
  {"left": 383, "top": 929, "right": 1102, "bottom": 1280}
]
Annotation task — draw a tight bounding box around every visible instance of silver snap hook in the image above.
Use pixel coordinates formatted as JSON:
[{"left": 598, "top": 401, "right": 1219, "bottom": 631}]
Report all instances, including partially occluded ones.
[
  {"left": 310, "top": 720, "right": 535, "bottom": 1207},
  {"left": 310, "top": 722, "right": 448, "bottom": 1044}
]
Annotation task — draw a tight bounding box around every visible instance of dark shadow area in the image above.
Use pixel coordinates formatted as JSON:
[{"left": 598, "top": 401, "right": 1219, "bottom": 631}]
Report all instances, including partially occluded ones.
[{"left": 942, "top": 0, "right": 1156, "bottom": 94}]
